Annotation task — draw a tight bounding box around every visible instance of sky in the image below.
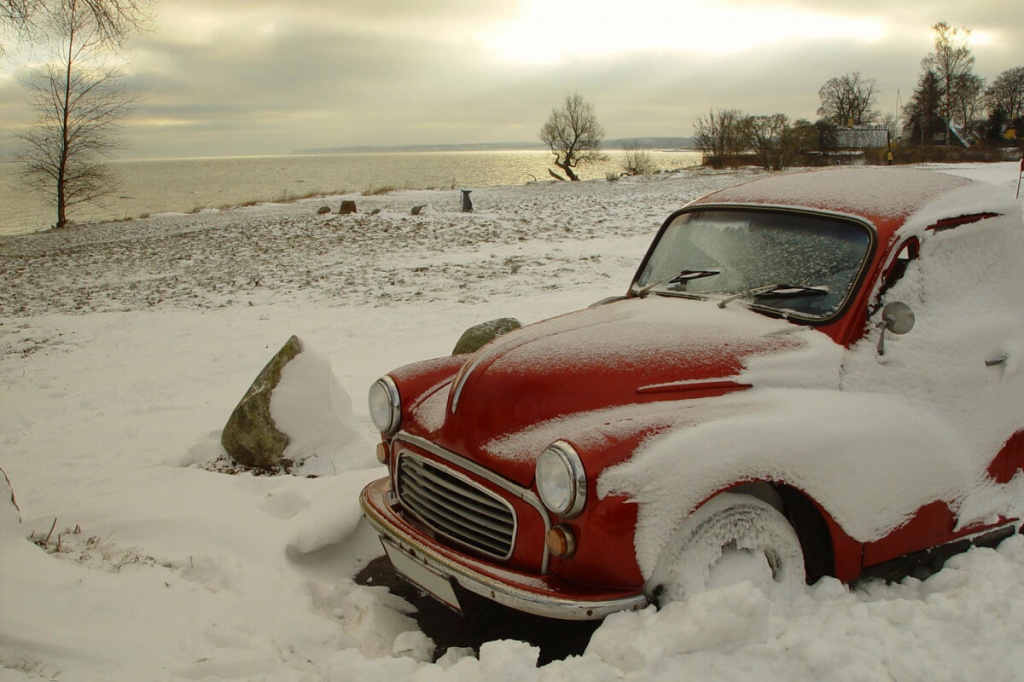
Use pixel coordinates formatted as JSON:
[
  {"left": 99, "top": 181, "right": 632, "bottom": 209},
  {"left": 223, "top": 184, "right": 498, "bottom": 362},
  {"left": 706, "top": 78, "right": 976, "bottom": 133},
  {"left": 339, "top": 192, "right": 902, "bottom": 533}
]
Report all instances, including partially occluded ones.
[{"left": 0, "top": 0, "right": 1022, "bottom": 159}]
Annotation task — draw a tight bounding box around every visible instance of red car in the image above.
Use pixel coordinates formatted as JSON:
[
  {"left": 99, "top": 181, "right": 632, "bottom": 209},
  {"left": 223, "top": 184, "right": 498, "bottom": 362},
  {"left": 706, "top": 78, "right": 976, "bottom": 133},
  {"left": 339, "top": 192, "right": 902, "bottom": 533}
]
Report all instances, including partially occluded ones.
[{"left": 360, "top": 167, "right": 1024, "bottom": 620}]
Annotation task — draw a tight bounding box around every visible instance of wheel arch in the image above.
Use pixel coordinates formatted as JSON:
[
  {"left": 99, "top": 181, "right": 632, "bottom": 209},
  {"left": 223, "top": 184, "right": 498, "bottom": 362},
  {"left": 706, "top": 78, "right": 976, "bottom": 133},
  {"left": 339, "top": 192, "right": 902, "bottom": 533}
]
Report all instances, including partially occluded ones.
[{"left": 724, "top": 481, "right": 840, "bottom": 584}]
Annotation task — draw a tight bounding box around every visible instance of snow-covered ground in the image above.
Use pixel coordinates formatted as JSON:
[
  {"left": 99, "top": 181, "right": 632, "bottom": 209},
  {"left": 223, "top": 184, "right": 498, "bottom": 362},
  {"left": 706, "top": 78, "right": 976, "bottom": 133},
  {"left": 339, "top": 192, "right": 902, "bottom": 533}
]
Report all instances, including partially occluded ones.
[{"left": 2, "top": 164, "right": 1023, "bottom": 681}]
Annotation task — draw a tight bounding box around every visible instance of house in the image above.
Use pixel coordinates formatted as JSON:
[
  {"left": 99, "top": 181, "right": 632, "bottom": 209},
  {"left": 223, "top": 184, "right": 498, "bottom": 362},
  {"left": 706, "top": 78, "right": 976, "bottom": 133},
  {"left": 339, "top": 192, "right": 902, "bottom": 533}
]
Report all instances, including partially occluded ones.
[
  {"left": 900, "top": 117, "right": 970, "bottom": 147},
  {"left": 835, "top": 125, "right": 891, "bottom": 150}
]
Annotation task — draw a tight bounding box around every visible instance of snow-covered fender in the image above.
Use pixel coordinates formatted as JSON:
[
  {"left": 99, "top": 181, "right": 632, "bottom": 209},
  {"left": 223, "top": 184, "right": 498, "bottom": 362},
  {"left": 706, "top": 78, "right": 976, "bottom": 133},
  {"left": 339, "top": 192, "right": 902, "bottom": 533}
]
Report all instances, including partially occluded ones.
[{"left": 597, "top": 387, "right": 984, "bottom": 584}]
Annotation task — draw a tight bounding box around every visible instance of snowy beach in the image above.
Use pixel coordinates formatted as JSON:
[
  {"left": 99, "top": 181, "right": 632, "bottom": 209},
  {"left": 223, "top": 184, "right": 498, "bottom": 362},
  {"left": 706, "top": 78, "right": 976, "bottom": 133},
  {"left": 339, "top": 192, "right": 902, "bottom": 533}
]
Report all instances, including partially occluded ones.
[{"left": 3, "top": 164, "right": 1024, "bottom": 681}]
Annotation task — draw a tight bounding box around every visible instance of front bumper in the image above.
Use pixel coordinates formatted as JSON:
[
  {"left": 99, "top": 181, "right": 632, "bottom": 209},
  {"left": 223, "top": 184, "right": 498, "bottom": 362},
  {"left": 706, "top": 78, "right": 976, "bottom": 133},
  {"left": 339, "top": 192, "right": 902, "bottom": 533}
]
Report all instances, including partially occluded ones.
[{"left": 359, "top": 477, "right": 648, "bottom": 621}]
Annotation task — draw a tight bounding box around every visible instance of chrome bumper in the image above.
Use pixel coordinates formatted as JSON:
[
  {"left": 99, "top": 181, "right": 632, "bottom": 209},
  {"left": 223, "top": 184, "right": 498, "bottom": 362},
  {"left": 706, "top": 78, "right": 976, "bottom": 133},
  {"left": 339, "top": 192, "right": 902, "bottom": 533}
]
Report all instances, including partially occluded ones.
[{"left": 359, "top": 477, "right": 648, "bottom": 621}]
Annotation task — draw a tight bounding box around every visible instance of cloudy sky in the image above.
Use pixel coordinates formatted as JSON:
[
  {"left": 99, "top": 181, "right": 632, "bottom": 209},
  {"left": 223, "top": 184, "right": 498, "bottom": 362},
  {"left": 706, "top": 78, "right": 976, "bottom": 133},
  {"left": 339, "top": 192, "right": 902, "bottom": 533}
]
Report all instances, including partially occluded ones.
[{"left": 1, "top": 0, "right": 1021, "bottom": 159}]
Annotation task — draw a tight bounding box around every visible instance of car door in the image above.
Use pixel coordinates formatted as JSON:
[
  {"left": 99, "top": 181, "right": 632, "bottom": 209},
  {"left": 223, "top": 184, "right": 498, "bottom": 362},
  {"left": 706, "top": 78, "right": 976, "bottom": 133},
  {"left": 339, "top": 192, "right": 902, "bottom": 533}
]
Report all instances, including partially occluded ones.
[{"left": 842, "top": 215, "right": 1024, "bottom": 567}]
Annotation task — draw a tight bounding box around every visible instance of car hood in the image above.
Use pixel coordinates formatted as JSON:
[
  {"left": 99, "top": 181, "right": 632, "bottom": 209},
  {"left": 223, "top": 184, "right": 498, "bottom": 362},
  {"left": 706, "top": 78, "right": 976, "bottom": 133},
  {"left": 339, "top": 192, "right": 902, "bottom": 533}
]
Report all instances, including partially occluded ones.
[{"left": 421, "top": 297, "right": 808, "bottom": 484}]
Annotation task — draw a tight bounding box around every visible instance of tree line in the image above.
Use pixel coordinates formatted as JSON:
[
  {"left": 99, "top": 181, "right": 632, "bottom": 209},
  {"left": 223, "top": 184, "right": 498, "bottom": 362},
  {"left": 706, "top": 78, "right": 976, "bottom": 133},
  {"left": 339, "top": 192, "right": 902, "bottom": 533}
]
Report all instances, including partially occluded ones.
[
  {"left": 541, "top": 22, "right": 1023, "bottom": 179},
  {"left": 692, "top": 22, "right": 1023, "bottom": 170}
]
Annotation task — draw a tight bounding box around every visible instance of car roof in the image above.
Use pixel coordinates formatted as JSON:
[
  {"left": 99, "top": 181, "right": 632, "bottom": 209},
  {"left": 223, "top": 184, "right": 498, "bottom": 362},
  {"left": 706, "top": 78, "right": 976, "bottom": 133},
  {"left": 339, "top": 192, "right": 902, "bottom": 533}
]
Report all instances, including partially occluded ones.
[{"left": 689, "top": 167, "right": 975, "bottom": 240}]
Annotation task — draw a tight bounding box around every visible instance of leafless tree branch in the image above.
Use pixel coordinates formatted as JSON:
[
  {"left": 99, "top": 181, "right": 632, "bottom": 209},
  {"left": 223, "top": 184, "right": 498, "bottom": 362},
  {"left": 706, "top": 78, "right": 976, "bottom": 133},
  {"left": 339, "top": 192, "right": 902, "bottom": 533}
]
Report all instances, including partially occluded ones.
[{"left": 539, "top": 93, "right": 605, "bottom": 181}]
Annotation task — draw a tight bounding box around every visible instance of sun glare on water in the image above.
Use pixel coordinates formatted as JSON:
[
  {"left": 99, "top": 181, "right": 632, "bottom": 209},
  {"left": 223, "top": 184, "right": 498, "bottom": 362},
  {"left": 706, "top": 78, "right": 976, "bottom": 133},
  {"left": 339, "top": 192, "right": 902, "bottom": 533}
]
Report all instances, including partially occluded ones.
[{"left": 478, "top": 0, "right": 886, "bottom": 65}]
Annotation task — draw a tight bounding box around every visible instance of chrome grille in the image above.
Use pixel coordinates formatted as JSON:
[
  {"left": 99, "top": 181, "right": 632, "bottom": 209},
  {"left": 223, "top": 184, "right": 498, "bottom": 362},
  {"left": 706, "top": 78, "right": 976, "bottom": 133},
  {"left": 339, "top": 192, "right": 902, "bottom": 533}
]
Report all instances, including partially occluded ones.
[{"left": 396, "top": 453, "right": 516, "bottom": 560}]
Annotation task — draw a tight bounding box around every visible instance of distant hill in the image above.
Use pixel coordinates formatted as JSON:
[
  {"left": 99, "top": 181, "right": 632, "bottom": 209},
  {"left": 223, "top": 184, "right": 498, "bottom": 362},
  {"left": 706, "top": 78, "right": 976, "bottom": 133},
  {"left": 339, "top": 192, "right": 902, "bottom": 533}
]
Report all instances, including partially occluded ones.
[
  {"left": 295, "top": 138, "right": 695, "bottom": 155},
  {"left": 605, "top": 137, "right": 696, "bottom": 150}
]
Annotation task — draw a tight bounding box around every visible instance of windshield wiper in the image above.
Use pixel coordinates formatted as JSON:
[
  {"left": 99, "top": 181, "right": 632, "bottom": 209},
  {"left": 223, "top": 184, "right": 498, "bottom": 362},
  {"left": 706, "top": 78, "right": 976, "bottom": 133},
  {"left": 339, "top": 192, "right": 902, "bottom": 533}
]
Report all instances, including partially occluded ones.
[
  {"left": 717, "top": 283, "right": 829, "bottom": 309},
  {"left": 636, "top": 269, "right": 720, "bottom": 298}
]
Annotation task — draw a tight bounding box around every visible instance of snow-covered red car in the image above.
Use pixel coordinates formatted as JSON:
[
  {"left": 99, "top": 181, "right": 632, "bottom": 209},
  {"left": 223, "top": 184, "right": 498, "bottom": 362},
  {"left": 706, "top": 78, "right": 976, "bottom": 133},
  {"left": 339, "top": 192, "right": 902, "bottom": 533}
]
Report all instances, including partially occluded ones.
[{"left": 360, "top": 167, "right": 1024, "bottom": 620}]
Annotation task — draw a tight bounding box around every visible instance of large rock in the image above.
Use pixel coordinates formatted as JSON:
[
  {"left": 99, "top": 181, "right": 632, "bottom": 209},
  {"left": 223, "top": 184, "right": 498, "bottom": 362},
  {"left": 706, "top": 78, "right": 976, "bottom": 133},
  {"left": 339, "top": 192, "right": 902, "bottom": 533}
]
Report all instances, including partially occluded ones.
[
  {"left": 452, "top": 317, "right": 522, "bottom": 355},
  {"left": 221, "top": 335, "right": 302, "bottom": 470}
]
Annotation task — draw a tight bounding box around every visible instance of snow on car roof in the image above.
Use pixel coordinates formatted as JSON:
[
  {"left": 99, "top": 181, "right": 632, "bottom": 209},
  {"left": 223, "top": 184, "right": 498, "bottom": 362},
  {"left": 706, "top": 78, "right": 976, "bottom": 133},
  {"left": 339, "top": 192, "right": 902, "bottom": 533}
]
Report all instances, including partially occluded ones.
[{"left": 691, "top": 167, "right": 973, "bottom": 227}]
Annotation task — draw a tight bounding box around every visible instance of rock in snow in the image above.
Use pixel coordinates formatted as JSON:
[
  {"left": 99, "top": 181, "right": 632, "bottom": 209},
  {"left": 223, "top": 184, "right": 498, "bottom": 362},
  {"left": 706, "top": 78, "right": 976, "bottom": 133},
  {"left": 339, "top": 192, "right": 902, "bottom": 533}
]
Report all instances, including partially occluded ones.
[
  {"left": 221, "top": 334, "right": 370, "bottom": 474},
  {"left": 221, "top": 335, "right": 302, "bottom": 469},
  {"left": 451, "top": 317, "right": 522, "bottom": 355}
]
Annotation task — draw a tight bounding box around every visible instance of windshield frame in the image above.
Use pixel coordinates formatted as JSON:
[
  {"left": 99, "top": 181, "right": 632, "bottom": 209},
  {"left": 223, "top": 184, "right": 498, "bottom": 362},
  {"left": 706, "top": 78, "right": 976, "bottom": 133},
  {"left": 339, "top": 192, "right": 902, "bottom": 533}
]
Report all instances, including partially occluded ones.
[{"left": 630, "top": 205, "right": 877, "bottom": 325}]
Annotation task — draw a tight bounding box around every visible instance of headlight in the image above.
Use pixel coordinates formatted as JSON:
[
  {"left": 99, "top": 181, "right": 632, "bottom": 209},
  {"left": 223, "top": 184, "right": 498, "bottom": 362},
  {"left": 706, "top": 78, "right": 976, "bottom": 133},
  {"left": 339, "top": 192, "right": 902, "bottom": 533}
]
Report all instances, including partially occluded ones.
[
  {"left": 535, "top": 441, "right": 586, "bottom": 518},
  {"left": 368, "top": 376, "right": 401, "bottom": 436}
]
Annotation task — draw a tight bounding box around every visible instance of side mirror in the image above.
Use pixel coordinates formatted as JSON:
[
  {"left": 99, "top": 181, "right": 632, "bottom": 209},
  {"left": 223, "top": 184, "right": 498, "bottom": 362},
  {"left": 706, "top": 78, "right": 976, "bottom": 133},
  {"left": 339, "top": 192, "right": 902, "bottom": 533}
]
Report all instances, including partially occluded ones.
[{"left": 877, "top": 301, "right": 915, "bottom": 355}]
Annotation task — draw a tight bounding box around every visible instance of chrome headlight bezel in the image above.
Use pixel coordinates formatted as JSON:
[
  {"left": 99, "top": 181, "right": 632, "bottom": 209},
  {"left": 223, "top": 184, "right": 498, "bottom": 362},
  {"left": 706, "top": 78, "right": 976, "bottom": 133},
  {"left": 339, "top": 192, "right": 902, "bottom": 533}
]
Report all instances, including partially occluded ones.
[
  {"left": 535, "top": 441, "right": 587, "bottom": 518},
  {"left": 368, "top": 376, "right": 401, "bottom": 436}
]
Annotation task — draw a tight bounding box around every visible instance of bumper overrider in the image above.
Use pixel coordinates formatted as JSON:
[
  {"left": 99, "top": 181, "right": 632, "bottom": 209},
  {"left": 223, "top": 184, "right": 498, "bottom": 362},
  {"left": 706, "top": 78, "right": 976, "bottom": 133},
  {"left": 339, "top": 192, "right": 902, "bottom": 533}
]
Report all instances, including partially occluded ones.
[{"left": 359, "top": 476, "right": 649, "bottom": 621}]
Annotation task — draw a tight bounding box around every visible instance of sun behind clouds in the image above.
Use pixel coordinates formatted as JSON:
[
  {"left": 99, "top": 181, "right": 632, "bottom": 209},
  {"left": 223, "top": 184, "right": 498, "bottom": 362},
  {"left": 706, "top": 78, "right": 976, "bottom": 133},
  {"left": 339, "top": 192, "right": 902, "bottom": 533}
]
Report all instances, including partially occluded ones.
[{"left": 476, "top": 0, "right": 886, "bottom": 65}]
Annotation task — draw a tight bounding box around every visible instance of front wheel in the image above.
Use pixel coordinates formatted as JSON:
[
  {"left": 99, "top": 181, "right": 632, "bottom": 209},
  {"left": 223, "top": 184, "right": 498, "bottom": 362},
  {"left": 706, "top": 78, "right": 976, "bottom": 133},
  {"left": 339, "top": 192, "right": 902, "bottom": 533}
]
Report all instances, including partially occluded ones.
[{"left": 644, "top": 492, "right": 806, "bottom": 605}]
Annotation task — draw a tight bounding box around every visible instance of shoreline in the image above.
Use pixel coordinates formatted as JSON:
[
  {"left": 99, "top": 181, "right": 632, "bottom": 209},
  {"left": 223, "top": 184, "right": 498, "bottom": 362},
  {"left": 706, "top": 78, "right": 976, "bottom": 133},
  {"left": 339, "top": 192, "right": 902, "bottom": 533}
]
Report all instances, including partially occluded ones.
[
  {"left": 0, "top": 169, "right": 757, "bottom": 320},
  {"left": 0, "top": 163, "right": 716, "bottom": 245},
  {"left": 6, "top": 161, "right": 1018, "bottom": 321},
  {"left": 0, "top": 149, "right": 706, "bottom": 237}
]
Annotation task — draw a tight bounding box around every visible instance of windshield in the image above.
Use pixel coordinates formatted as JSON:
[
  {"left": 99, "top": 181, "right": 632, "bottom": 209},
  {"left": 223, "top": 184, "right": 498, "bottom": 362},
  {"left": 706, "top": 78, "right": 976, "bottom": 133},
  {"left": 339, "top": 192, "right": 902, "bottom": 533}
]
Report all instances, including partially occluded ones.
[{"left": 633, "top": 208, "right": 872, "bottom": 319}]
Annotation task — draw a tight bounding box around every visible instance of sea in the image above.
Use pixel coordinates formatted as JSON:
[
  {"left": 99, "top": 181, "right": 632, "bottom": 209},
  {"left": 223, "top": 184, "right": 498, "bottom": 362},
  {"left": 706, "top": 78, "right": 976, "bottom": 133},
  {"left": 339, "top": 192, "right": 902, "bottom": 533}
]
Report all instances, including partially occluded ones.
[{"left": 0, "top": 149, "right": 703, "bottom": 236}]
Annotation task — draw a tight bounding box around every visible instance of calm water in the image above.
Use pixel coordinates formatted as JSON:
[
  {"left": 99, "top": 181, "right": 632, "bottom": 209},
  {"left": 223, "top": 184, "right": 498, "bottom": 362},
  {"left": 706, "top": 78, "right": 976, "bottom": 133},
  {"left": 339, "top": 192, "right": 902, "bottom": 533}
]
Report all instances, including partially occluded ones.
[{"left": 0, "top": 149, "right": 702, "bottom": 235}]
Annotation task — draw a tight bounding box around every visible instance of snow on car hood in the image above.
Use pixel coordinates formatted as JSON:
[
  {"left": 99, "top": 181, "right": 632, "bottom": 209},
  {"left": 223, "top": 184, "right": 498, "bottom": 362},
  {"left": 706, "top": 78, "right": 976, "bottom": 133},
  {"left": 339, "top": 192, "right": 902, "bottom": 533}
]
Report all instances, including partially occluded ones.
[{"left": 436, "top": 296, "right": 833, "bottom": 482}]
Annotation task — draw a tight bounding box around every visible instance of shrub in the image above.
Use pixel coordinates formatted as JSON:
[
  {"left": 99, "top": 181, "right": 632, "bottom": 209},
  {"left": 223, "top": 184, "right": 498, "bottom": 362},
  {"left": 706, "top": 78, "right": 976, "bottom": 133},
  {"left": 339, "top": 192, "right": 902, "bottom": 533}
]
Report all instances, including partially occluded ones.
[{"left": 622, "top": 143, "right": 656, "bottom": 175}]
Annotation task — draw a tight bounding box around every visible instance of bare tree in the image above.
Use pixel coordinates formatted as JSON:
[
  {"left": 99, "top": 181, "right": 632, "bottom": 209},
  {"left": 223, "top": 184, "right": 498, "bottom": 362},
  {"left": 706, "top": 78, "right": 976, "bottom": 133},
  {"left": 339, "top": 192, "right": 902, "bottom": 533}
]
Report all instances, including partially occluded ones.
[
  {"left": 923, "top": 21, "right": 977, "bottom": 136},
  {"left": 986, "top": 67, "right": 1024, "bottom": 122},
  {"left": 787, "top": 119, "right": 818, "bottom": 155},
  {"left": 954, "top": 72, "right": 986, "bottom": 138},
  {"left": 539, "top": 93, "right": 605, "bottom": 181},
  {"left": 740, "top": 114, "right": 796, "bottom": 171},
  {"left": 17, "top": 0, "right": 143, "bottom": 228},
  {"left": 881, "top": 112, "right": 900, "bottom": 141},
  {"left": 817, "top": 72, "right": 879, "bottom": 126},
  {"left": 693, "top": 108, "right": 745, "bottom": 166}
]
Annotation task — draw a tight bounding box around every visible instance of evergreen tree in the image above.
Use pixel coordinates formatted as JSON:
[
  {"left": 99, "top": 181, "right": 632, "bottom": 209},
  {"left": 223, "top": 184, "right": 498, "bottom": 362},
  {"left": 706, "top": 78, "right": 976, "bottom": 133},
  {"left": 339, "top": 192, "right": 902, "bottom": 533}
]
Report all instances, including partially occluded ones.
[{"left": 904, "top": 69, "right": 942, "bottom": 146}]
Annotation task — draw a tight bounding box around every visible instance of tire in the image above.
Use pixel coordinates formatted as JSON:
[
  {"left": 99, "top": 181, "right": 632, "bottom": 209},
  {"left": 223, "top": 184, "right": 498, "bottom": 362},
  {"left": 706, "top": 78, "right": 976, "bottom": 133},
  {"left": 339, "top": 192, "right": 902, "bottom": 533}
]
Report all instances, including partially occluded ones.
[{"left": 644, "top": 492, "right": 806, "bottom": 605}]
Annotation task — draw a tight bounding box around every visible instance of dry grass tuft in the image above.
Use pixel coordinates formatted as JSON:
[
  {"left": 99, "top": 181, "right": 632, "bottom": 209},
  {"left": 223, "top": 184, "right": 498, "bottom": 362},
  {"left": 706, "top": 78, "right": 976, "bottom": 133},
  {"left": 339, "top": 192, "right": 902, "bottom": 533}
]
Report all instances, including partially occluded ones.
[
  {"left": 30, "top": 519, "right": 162, "bottom": 573},
  {"left": 362, "top": 184, "right": 397, "bottom": 196}
]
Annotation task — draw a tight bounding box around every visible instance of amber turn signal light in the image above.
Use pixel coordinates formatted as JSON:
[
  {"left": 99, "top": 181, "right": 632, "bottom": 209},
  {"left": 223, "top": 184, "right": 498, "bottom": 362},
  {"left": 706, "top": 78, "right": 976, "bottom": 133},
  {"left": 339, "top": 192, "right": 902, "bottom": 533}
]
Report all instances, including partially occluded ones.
[
  {"left": 546, "top": 525, "right": 576, "bottom": 558},
  {"left": 376, "top": 442, "right": 390, "bottom": 465}
]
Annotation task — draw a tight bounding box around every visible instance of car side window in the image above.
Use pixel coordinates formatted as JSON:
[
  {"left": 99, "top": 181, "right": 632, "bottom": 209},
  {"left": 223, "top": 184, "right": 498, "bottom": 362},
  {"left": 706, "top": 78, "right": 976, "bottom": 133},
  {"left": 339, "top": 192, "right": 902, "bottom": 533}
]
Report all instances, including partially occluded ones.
[{"left": 873, "top": 238, "right": 920, "bottom": 312}]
